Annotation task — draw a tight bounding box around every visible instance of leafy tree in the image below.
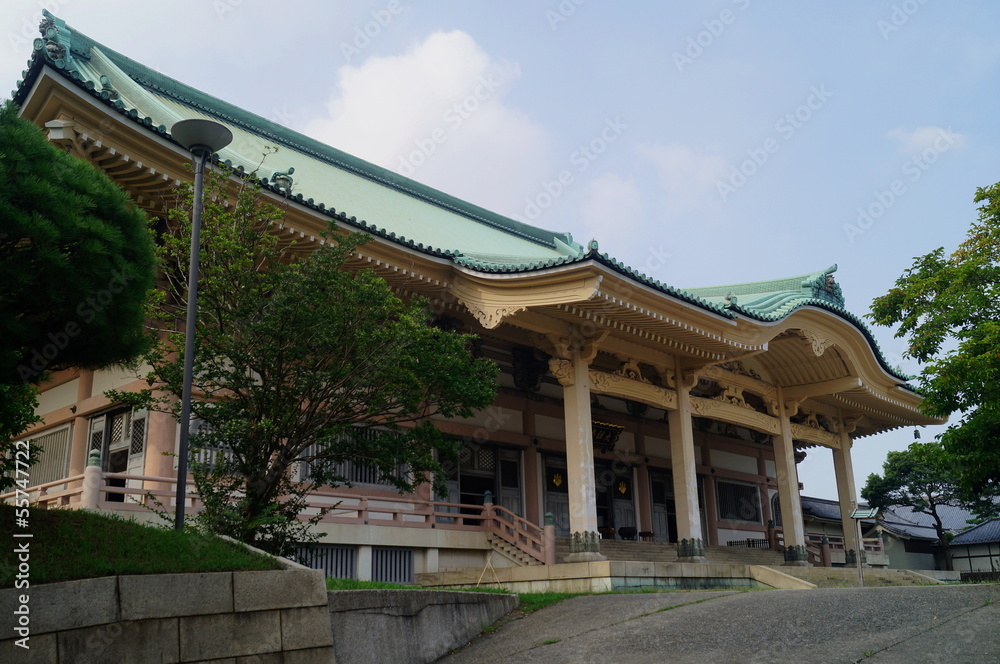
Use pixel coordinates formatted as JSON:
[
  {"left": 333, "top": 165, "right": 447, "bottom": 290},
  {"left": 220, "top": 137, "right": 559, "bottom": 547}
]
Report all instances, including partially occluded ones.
[
  {"left": 0, "top": 101, "right": 155, "bottom": 466},
  {"left": 118, "top": 165, "right": 498, "bottom": 555},
  {"left": 861, "top": 441, "right": 976, "bottom": 570},
  {"left": 0, "top": 384, "right": 41, "bottom": 492},
  {"left": 0, "top": 102, "right": 156, "bottom": 385},
  {"left": 869, "top": 182, "right": 1000, "bottom": 500}
]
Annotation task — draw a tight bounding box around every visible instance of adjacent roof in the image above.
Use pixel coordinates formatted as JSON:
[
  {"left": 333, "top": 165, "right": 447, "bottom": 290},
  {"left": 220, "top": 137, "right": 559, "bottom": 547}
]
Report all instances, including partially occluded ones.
[
  {"left": 951, "top": 519, "right": 1000, "bottom": 546},
  {"left": 14, "top": 11, "right": 906, "bottom": 381}
]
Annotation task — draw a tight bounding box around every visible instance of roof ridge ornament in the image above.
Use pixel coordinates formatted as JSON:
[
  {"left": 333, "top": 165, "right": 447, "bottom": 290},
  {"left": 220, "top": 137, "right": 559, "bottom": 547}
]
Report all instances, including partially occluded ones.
[{"left": 35, "top": 11, "right": 78, "bottom": 73}]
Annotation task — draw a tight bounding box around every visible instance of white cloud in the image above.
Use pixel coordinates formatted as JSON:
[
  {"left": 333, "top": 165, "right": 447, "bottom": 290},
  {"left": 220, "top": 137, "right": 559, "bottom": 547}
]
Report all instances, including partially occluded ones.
[
  {"left": 575, "top": 173, "right": 645, "bottom": 249},
  {"left": 301, "top": 30, "right": 550, "bottom": 217},
  {"left": 638, "top": 143, "right": 728, "bottom": 212},
  {"left": 886, "top": 126, "right": 966, "bottom": 154}
]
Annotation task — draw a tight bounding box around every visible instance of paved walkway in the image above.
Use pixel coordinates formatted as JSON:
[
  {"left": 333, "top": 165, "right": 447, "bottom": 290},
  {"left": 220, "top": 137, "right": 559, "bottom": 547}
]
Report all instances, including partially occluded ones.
[{"left": 437, "top": 584, "right": 1000, "bottom": 663}]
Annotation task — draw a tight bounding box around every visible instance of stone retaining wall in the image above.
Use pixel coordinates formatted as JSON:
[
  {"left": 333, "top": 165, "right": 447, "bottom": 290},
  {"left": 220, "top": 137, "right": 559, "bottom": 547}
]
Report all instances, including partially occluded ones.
[
  {"left": 1, "top": 568, "right": 333, "bottom": 663},
  {"left": 327, "top": 589, "right": 518, "bottom": 664}
]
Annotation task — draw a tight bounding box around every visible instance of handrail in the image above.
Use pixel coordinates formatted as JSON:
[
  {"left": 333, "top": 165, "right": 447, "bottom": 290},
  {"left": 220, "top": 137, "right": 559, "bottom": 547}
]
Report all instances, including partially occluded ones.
[
  {"left": 4, "top": 471, "right": 552, "bottom": 564},
  {"left": 481, "top": 502, "right": 547, "bottom": 565}
]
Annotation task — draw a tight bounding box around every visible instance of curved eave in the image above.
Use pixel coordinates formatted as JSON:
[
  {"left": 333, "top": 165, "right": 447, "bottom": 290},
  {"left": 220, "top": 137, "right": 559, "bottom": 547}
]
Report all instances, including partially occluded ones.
[{"left": 12, "top": 47, "right": 569, "bottom": 253}]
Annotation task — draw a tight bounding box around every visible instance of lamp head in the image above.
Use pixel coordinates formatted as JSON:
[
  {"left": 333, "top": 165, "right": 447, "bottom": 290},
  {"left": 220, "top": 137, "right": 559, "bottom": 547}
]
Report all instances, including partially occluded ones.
[{"left": 170, "top": 118, "right": 233, "bottom": 156}]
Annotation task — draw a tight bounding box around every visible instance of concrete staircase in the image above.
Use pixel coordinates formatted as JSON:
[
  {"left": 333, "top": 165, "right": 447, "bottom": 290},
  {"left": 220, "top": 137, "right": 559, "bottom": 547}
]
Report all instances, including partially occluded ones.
[
  {"left": 767, "top": 566, "right": 942, "bottom": 588},
  {"left": 552, "top": 537, "right": 785, "bottom": 566},
  {"left": 487, "top": 534, "right": 543, "bottom": 566}
]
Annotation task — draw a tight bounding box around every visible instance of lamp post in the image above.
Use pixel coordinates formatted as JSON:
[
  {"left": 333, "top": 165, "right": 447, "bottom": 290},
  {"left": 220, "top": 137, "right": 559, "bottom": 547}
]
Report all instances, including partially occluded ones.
[{"left": 169, "top": 119, "right": 233, "bottom": 531}]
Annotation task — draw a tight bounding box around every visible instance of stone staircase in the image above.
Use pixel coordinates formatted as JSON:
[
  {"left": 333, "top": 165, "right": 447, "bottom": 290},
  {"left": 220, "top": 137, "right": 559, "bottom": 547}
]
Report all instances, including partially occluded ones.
[
  {"left": 768, "top": 566, "right": 941, "bottom": 588},
  {"left": 487, "top": 534, "right": 544, "bottom": 566},
  {"left": 552, "top": 537, "right": 785, "bottom": 566}
]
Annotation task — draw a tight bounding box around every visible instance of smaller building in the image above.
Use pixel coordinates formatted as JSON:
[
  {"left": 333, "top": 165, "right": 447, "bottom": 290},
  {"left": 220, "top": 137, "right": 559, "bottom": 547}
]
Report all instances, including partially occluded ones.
[
  {"left": 950, "top": 519, "right": 1000, "bottom": 574},
  {"left": 876, "top": 504, "right": 978, "bottom": 571}
]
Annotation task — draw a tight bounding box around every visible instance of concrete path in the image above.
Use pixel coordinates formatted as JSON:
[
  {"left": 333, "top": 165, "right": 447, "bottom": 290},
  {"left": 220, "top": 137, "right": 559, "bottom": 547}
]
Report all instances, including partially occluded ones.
[{"left": 437, "top": 584, "right": 1000, "bottom": 663}]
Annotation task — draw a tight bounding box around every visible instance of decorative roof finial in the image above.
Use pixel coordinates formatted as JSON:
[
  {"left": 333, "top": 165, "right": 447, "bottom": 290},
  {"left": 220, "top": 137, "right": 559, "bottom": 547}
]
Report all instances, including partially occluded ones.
[{"left": 271, "top": 167, "right": 294, "bottom": 193}]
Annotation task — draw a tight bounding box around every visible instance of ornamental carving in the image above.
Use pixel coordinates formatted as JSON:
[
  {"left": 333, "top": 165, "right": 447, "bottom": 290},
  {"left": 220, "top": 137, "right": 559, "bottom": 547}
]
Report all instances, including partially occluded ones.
[
  {"left": 614, "top": 358, "right": 650, "bottom": 384},
  {"left": 714, "top": 384, "right": 753, "bottom": 410},
  {"left": 802, "top": 330, "right": 833, "bottom": 357},
  {"left": 790, "top": 423, "right": 840, "bottom": 448},
  {"left": 548, "top": 358, "right": 574, "bottom": 386},
  {"left": 690, "top": 396, "right": 781, "bottom": 435},
  {"left": 718, "top": 360, "right": 761, "bottom": 381},
  {"left": 467, "top": 304, "right": 526, "bottom": 330},
  {"left": 589, "top": 370, "right": 677, "bottom": 410}
]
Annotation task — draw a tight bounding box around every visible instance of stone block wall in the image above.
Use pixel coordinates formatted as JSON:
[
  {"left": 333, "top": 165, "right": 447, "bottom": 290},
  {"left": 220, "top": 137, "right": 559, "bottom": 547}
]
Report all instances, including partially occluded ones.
[{"left": 1, "top": 569, "right": 334, "bottom": 663}]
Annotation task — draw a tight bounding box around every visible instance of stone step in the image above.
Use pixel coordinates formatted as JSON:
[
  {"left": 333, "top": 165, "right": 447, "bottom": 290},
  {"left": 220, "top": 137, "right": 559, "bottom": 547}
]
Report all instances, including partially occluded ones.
[
  {"left": 487, "top": 534, "right": 543, "bottom": 566},
  {"left": 553, "top": 538, "right": 784, "bottom": 565},
  {"left": 768, "top": 566, "right": 938, "bottom": 588}
]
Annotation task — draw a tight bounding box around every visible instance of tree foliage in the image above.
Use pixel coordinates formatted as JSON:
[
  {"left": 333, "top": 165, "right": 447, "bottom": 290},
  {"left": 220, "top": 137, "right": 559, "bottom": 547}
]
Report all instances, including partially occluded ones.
[
  {"left": 0, "top": 102, "right": 156, "bottom": 472},
  {"left": 861, "top": 441, "right": 985, "bottom": 570},
  {"left": 869, "top": 182, "right": 1000, "bottom": 499},
  {"left": 0, "top": 102, "right": 156, "bottom": 386},
  {"left": 120, "top": 164, "right": 498, "bottom": 555}
]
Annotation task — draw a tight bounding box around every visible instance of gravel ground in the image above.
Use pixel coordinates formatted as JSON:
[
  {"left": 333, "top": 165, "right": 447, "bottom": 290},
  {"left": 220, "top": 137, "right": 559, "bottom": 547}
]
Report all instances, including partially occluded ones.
[{"left": 436, "top": 584, "right": 1000, "bottom": 664}]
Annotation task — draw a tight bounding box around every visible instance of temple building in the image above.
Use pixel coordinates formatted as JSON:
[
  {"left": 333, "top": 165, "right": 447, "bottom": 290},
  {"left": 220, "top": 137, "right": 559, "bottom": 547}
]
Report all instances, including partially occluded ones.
[{"left": 5, "top": 12, "right": 942, "bottom": 585}]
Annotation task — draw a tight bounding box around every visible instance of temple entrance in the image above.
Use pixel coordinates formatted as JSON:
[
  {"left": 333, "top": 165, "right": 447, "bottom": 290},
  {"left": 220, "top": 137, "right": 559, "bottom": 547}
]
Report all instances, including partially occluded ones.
[
  {"left": 542, "top": 455, "right": 637, "bottom": 538},
  {"left": 594, "top": 459, "right": 635, "bottom": 538},
  {"left": 441, "top": 443, "right": 522, "bottom": 524},
  {"left": 649, "top": 469, "right": 677, "bottom": 543}
]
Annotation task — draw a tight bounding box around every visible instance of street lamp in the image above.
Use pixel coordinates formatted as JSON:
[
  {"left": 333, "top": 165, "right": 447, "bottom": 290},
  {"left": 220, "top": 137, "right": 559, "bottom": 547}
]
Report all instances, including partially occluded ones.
[{"left": 169, "top": 119, "right": 233, "bottom": 531}]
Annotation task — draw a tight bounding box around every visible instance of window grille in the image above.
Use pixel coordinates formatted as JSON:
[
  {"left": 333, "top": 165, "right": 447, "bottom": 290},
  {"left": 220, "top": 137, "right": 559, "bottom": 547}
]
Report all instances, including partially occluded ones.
[
  {"left": 372, "top": 547, "right": 414, "bottom": 584},
  {"left": 21, "top": 427, "right": 71, "bottom": 486},
  {"left": 716, "top": 479, "right": 762, "bottom": 524},
  {"left": 296, "top": 429, "right": 409, "bottom": 487},
  {"left": 296, "top": 544, "right": 356, "bottom": 579},
  {"left": 129, "top": 418, "right": 146, "bottom": 456}
]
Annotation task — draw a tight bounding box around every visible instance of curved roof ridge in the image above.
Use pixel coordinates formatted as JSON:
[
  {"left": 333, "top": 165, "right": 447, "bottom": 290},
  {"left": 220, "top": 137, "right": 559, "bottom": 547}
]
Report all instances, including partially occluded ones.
[{"left": 31, "top": 10, "right": 579, "bottom": 254}]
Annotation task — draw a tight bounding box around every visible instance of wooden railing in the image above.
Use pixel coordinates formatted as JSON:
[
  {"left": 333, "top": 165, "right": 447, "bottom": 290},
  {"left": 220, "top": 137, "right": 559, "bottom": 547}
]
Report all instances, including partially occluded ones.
[
  {"left": 481, "top": 502, "right": 549, "bottom": 565},
  {"left": 1, "top": 472, "right": 552, "bottom": 565}
]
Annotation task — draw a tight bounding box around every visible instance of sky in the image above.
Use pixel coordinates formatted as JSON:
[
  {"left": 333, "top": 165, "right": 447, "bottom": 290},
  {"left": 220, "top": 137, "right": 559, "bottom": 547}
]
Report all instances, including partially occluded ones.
[{"left": 3, "top": 1, "right": 997, "bottom": 501}]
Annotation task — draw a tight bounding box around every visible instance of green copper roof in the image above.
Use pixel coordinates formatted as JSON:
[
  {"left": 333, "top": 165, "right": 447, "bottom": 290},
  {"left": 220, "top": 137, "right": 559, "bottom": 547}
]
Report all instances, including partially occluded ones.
[
  {"left": 684, "top": 265, "right": 846, "bottom": 318},
  {"left": 20, "top": 12, "right": 578, "bottom": 263},
  {"left": 15, "top": 12, "right": 908, "bottom": 384}
]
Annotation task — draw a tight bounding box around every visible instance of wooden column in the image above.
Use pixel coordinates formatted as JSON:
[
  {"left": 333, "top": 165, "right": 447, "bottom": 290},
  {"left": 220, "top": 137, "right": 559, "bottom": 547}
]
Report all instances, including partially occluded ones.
[
  {"left": 774, "top": 387, "right": 809, "bottom": 565},
  {"left": 550, "top": 349, "right": 605, "bottom": 562},
  {"left": 666, "top": 357, "right": 708, "bottom": 562},
  {"left": 835, "top": 414, "right": 861, "bottom": 566}
]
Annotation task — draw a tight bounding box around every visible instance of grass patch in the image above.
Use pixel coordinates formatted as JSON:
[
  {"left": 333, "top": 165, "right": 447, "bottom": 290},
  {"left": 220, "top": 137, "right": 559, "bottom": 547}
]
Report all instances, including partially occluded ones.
[
  {"left": 517, "top": 591, "right": 585, "bottom": 613},
  {"left": 0, "top": 504, "right": 280, "bottom": 588}
]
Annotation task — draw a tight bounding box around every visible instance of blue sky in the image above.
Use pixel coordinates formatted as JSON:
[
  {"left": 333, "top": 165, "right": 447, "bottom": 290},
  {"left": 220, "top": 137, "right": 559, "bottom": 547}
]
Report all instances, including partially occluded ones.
[{"left": 4, "top": 1, "right": 997, "bottom": 501}]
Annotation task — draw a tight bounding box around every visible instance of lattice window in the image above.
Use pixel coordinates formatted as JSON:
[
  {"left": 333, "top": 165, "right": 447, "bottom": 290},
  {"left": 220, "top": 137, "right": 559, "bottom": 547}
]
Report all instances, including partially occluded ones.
[
  {"left": 477, "top": 447, "right": 495, "bottom": 471},
  {"left": 716, "top": 479, "right": 762, "bottom": 524},
  {"left": 129, "top": 418, "right": 146, "bottom": 455},
  {"left": 771, "top": 493, "right": 782, "bottom": 526}
]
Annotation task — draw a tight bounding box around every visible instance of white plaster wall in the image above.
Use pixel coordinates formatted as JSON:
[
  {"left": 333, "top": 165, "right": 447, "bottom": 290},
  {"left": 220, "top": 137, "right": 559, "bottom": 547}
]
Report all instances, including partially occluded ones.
[
  {"left": 92, "top": 364, "right": 151, "bottom": 396},
  {"left": 765, "top": 460, "right": 777, "bottom": 478},
  {"left": 36, "top": 378, "right": 79, "bottom": 414},
  {"left": 616, "top": 431, "right": 635, "bottom": 454},
  {"left": 644, "top": 436, "right": 670, "bottom": 459},
  {"left": 436, "top": 405, "right": 523, "bottom": 434},
  {"left": 535, "top": 415, "right": 565, "bottom": 441},
  {"left": 711, "top": 449, "right": 757, "bottom": 475}
]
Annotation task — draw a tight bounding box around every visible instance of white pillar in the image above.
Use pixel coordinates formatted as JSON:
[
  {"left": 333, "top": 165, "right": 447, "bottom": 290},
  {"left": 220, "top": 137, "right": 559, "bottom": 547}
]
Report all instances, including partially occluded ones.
[
  {"left": 560, "top": 351, "right": 605, "bottom": 562},
  {"left": 834, "top": 416, "right": 861, "bottom": 566},
  {"left": 667, "top": 357, "right": 708, "bottom": 562},
  {"left": 357, "top": 545, "right": 373, "bottom": 581},
  {"left": 774, "top": 388, "right": 809, "bottom": 565}
]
